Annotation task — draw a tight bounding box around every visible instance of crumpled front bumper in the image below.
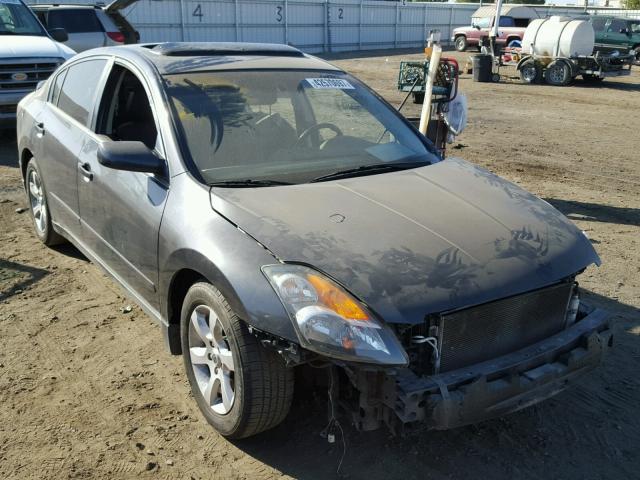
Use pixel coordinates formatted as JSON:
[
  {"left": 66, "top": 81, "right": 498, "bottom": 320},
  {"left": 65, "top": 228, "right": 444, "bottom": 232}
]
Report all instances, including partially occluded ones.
[{"left": 384, "top": 305, "right": 612, "bottom": 430}]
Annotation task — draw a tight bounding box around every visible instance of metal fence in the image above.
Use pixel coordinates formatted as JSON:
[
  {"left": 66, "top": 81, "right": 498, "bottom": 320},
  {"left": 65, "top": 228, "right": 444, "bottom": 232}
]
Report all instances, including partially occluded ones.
[{"left": 26, "top": 0, "right": 640, "bottom": 53}]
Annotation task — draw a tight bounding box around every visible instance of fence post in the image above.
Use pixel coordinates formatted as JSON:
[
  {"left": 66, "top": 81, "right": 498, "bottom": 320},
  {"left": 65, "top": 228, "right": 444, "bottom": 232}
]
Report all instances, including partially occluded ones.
[
  {"left": 395, "top": 2, "right": 399, "bottom": 49},
  {"left": 448, "top": 6, "right": 453, "bottom": 47},
  {"left": 178, "top": 0, "right": 185, "bottom": 41},
  {"left": 234, "top": 0, "right": 239, "bottom": 41},
  {"left": 359, "top": 0, "right": 363, "bottom": 51},
  {"left": 423, "top": 3, "right": 427, "bottom": 47},
  {"left": 324, "top": 0, "right": 329, "bottom": 53},
  {"left": 284, "top": 0, "right": 288, "bottom": 44}
]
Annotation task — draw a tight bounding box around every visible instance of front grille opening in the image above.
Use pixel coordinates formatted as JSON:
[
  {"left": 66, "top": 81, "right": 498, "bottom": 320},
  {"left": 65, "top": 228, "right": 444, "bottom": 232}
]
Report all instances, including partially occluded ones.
[
  {"left": 0, "top": 61, "right": 59, "bottom": 91},
  {"left": 400, "top": 281, "right": 576, "bottom": 376}
]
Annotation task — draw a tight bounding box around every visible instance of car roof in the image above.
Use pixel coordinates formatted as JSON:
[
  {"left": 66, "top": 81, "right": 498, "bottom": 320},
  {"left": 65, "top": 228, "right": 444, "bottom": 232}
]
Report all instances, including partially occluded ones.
[{"left": 87, "top": 42, "right": 343, "bottom": 75}]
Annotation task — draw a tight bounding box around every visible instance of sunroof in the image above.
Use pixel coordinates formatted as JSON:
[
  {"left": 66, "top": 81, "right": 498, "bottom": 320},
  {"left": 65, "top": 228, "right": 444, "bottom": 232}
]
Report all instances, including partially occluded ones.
[{"left": 151, "top": 42, "right": 304, "bottom": 57}]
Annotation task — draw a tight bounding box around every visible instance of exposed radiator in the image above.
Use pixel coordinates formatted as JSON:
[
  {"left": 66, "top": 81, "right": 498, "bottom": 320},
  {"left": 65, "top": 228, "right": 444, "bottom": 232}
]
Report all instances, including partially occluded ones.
[{"left": 437, "top": 282, "right": 575, "bottom": 373}]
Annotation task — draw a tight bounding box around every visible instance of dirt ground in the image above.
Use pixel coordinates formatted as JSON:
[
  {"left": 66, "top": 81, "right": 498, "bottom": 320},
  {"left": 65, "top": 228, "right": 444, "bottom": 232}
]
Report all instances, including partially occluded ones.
[{"left": 1, "top": 49, "right": 639, "bottom": 480}]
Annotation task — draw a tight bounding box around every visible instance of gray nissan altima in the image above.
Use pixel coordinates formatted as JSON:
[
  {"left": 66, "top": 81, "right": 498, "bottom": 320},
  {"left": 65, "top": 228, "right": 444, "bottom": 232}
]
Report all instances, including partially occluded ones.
[{"left": 16, "top": 42, "right": 612, "bottom": 438}]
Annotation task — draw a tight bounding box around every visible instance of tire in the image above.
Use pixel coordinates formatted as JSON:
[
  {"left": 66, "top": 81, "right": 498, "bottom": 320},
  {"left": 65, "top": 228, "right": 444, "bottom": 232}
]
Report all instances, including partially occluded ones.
[
  {"left": 634, "top": 46, "right": 640, "bottom": 65},
  {"left": 519, "top": 59, "right": 541, "bottom": 84},
  {"left": 25, "top": 158, "right": 65, "bottom": 246},
  {"left": 544, "top": 60, "right": 572, "bottom": 86},
  {"left": 412, "top": 92, "right": 425, "bottom": 104},
  {"left": 455, "top": 36, "right": 467, "bottom": 52},
  {"left": 181, "top": 282, "right": 294, "bottom": 439}
]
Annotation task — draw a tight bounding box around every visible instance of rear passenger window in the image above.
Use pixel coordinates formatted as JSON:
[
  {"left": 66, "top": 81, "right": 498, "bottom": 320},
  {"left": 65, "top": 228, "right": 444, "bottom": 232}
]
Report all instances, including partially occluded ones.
[
  {"left": 57, "top": 59, "right": 107, "bottom": 126},
  {"left": 498, "top": 17, "right": 515, "bottom": 27},
  {"left": 47, "top": 9, "right": 102, "bottom": 33},
  {"left": 591, "top": 17, "right": 607, "bottom": 32}
]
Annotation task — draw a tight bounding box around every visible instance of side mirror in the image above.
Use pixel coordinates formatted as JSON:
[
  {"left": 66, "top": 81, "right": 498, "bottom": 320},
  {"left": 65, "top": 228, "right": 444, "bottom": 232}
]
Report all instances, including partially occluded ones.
[
  {"left": 98, "top": 141, "right": 165, "bottom": 175},
  {"left": 48, "top": 28, "right": 68, "bottom": 43}
]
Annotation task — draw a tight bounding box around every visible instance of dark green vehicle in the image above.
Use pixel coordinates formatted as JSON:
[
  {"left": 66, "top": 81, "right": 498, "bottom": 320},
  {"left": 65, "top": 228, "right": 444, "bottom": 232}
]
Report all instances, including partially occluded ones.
[{"left": 589, "top": 15, "right": 640, "bottom": 61}]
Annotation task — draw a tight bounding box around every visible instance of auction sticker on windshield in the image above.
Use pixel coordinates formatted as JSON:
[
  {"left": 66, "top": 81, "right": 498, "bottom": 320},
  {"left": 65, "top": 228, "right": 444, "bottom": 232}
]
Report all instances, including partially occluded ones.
[{"left": 305, "top": 78, "right": 355, "bottom": 89}]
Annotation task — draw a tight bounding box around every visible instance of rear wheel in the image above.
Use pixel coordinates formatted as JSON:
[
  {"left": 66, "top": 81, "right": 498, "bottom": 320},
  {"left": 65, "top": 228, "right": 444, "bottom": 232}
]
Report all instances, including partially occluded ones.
[
  {"left": 519, "top": 59, "right": 541, "bottom": 84},
  {"left": 25, "top": 159, "right": 64, "bottom": 246},
  {"left": 544, "top": 60, "right": 572, "bottom": 86},
  {"left": 455, "top": 36, "right": 468, "bottom": 52},
  {"left": 181, "top": 282, "right": 294, "bottom": 439}
]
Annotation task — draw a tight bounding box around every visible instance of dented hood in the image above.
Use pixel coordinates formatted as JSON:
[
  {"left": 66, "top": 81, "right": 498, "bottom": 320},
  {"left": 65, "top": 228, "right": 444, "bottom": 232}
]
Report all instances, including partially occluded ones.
[{"left": 210, "top": 158, "right": 600, "bottom": 325}]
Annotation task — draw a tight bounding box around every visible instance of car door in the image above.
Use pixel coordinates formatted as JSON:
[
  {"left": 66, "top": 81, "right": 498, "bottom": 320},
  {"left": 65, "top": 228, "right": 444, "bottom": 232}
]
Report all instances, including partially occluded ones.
[
  {"left": 76, "top": 61, "right": 168, "bottom": 310},
  {"left": 35, "top": 58, "right": 108, "bottom": 237},
  {"left": 47, "top": 8, "right": 105, "bottom": 52}
]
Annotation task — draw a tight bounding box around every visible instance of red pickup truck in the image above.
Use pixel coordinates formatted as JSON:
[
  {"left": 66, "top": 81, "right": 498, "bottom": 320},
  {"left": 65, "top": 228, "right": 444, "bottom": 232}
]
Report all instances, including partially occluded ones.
[{"left": 451, "top": 6, "right": 539, "bottom": 52}]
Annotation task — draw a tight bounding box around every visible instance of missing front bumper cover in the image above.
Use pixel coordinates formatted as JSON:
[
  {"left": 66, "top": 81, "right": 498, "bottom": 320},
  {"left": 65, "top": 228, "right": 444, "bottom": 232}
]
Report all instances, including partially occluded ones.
[{"left": 382, "top": 306, "right": 612, "bottom": 431}]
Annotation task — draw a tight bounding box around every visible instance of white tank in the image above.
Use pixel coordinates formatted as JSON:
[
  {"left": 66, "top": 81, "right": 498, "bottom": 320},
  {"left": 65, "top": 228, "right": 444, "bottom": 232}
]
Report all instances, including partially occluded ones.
[{"left": 522, "top": 16, "right": 594, "bottom": 58}]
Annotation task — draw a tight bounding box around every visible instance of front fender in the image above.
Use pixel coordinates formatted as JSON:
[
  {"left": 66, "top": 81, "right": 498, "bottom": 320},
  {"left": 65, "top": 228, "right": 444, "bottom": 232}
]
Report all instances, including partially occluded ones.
[{"left": 158, "top": 174, "right": 299, "bottom": 346}]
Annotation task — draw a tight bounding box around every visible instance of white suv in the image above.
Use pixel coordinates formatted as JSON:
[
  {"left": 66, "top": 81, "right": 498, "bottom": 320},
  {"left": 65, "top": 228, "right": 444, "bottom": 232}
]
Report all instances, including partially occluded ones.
[
  {"left": 31, "top": 1, "right": 139, "bottom": 53},
  {"left": 0, "top": 0, "right": 75, "bottom": 127}
]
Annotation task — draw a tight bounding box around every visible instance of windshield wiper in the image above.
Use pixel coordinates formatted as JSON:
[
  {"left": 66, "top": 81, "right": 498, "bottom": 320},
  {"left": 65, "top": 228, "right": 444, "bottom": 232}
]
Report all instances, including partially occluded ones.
[
  {"left": 209, "top": 179, "right": 293, "bottom": 188},
  {"left": 310, "top": 161, "right": 428, "bottom": 183}
]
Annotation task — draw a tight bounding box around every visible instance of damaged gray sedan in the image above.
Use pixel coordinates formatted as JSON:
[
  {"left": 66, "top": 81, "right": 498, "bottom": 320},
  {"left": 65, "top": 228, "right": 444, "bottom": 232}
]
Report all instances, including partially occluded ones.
[{"left": 16, "top": 42, "right": 612, "bottom": 438}]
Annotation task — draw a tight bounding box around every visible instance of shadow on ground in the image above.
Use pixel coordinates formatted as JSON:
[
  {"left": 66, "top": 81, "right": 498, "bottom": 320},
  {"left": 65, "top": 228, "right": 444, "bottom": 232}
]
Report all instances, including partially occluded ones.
[
  {"left": 0, "top": 258, "right": 49, "bottom": 301},
  {"left": 0, "top": 129, "right": 18, "bottom": 168},
  {"left": 232, "top": 290, "right": 639, "bottom": 480},
  {"left": 546, "top": 198, "right": 640, "bottom": 227}
]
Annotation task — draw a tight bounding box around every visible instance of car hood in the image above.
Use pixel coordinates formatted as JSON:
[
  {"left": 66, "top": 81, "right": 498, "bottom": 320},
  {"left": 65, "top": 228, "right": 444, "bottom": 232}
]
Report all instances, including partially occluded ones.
[
  {"left": 210, "top": 158, "right": 600, "bottom": 325},
  {"left": 0, "top": 35, "right": 75, "bottom": 60}
]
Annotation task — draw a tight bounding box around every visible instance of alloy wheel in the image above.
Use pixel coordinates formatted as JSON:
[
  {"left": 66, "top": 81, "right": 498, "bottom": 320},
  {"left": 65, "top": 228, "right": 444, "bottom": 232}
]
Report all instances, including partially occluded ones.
[
  {"left": 28, "top": 169, "right": 47, "bottom": 235},
  {"left": 188, "top": 305, "right": 235, "bottom": 415}
]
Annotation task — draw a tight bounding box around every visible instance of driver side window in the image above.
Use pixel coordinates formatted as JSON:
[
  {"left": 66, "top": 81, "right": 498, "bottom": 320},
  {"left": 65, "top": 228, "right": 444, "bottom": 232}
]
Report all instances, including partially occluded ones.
[
  {"left": 95, "top": 64, "right": 158, "bottom": 151},
  {"left": 304, "top": 88, "right": 391, "bottom": 145}
]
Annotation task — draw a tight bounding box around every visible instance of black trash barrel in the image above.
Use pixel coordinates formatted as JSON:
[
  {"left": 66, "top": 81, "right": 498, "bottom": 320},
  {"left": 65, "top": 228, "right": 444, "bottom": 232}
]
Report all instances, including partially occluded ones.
[{"left": 472, "top": 54, "right": 493, "bottom": 82}]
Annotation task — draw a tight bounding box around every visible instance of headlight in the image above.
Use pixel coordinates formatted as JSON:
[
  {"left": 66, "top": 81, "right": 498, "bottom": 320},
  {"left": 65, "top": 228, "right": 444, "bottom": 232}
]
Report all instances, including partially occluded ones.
[{"left": 263, "top": 264, "right": 408, "bottom": 366}]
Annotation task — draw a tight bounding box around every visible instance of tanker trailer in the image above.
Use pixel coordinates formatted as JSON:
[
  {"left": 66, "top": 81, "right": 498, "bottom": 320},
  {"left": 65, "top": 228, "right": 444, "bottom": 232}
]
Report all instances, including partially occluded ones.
[{"left": 517, "top": 16, "right": 633, "bottom": 86}]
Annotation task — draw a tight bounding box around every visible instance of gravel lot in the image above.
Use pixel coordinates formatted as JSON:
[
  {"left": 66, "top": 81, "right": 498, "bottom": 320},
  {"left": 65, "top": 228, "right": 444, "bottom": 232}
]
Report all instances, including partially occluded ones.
[{"left": 0, "top": 49, "right": 639, "bottom": 480}]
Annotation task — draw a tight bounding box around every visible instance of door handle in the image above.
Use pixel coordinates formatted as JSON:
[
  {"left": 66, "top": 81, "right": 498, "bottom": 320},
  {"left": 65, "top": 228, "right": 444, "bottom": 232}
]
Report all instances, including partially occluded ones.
[
  {"left": 35, "top": 122, "right": 45, "bottom": 136},
  {"left": 78, "top": 162, "right": 93, "bottom": 182}
]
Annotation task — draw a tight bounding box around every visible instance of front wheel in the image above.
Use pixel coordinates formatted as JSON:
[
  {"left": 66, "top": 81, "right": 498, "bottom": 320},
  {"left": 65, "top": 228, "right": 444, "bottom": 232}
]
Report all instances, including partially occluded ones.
[
  {"left": 455, "top": 36, "right": 468, "bottom": 52},
  {"left": 544, "top": 60, "right": 572, "bottom": 86},
  {"left": 181, "top": 282, "right": 294, "bottom": 439}
]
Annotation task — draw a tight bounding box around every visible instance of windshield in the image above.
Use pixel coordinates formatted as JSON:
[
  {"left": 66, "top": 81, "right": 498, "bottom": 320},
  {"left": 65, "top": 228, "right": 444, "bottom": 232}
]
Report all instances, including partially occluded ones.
[
  {"left": 165, "top": 70, "right": 438, "bottom": 185},
  {"left": 472, "top": 17, "right": 491, "bottom": 29},
  {"left": 0, "top": 0, "right": 47, "bottom": 36}
]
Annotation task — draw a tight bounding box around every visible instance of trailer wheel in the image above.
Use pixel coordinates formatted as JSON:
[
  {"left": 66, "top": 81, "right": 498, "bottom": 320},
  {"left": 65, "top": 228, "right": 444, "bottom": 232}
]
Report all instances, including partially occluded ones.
[
  {"left": 519, "top": 59, "right": 541, "bottom": 84},
  {"left": 545, "top": 60, "right": 572, "bottom": 86},
  {"left": 412, "top": 92, "right": 425, "bottom": 104}
]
